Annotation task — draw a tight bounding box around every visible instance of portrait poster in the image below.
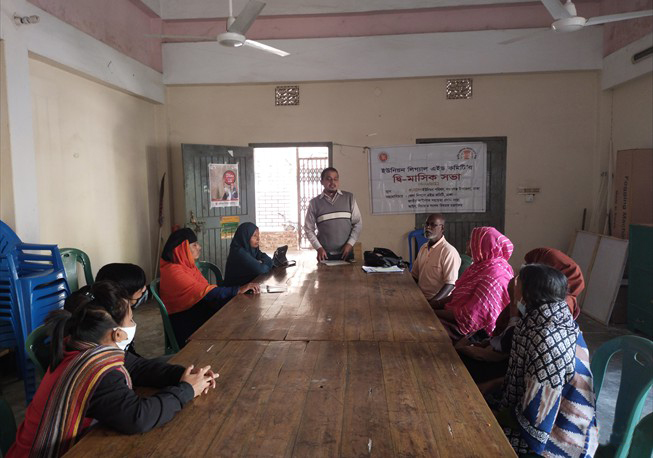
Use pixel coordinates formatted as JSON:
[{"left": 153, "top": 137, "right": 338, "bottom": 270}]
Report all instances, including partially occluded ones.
[
  {"left": 209, "top": 163, "right": 240, "bottom": 208},
  {"left": 369, "top": 143, "right": 487, "bottom": 214}
]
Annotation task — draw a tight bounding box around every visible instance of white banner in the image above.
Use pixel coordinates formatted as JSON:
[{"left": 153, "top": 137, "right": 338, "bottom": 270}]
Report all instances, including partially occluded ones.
[
  {"left": 209, "top": 163, "right": 240, "bottom": 208},
  {"left": 370, "top": 143, "right": 487, "bottom": 214}
]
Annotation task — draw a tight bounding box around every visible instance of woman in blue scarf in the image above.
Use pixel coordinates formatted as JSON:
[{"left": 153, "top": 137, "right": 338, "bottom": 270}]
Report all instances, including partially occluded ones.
[{"left": 223, "top": 222, "right": 273, "bottom": 286}]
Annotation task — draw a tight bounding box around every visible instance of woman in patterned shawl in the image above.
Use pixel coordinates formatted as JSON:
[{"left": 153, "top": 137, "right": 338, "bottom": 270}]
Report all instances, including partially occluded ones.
[
  {"left": 436, "top": 226, "right": 514, "bottom": 340},
  {"left": 497, "top": 264, "right": 598, "bottom": 457},
  {"left": 8, "top": 282, "right": 216, "bottom": 458}
]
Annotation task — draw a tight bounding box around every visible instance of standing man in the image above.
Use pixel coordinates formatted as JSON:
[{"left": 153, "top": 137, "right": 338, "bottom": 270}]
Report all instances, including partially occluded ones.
[
  {"left": 411, "top": 214, "right": 461, "bottom": 308},
  {"left": 304, "top": 167, "right": 363, "bottom": 261}
]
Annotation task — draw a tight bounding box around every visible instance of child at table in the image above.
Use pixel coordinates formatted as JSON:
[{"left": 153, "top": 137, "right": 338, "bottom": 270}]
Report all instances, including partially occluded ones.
[{"left": 7, "top": 281, "right": 217, "bottom": 458}]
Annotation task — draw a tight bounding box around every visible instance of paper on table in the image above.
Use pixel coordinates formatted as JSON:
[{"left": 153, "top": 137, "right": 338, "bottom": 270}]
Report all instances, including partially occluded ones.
[
  {"left": 361, "top": 265, "right": 404, "bottom": 273},
  {"left": 264, "top": 285, "right": 287, "bottom": 293},
  {"left": 319, "top": 260, "right": 351, "bottom": 266}
]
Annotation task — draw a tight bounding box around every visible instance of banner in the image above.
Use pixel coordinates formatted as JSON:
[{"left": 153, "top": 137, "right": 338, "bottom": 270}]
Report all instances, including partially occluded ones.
[
  {"left": 209, "top": 163, "right": 240, "bottom": 208},
  {"left": 369, "top": 143, "right": 486, "bottom": 214}
]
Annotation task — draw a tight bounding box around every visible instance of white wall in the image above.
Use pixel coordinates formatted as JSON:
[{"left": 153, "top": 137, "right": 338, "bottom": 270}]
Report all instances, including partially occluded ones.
[
  {"left": 611, "top": 72, "right": 653, "bottom": 152},
  {"left": 166, "top": 71, "right": 608, "bottom": 269},
  {"left": 0, "top": 44, "right": 16, "bottom": 228},
  {"left": 29, "top": 57, "right": 167, "bottom": 277}
]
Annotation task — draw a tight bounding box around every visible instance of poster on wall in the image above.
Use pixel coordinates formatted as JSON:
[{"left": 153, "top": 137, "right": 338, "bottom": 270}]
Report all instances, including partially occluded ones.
[
  {"left": 220, "top": 216, "right": 240, "bottom": 239},
  {"left": 209, "top": 163, "right": 240, "bottom": 208},
  {"left": 369, "top": 143, "right": 487, "bottom": 214}
]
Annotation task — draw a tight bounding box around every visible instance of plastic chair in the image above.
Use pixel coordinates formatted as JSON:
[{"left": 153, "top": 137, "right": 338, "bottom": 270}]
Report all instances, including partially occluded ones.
[
  {"left": 60, "top": 248, "right": 94, "bottom": 292},
  {"left": 25, "top": 324, "right": 51, "bottom": 378},
  {"left": 6, "top": 244, "right": 69, "bottom": 403},
  {"left": 407, "top": 229, "right": 428, "bottom": 270},
  {"left": 628, "top": 412, "right": 653, "bottom": 458},
  {"left": 197, "top": 260, "right": 223, "bottom": 284},
  {"left": 591, "top": 335, "right": 653, "bottom": 458},
  {"left": 0, "top": 393, "right": 16, "bottom": 457},
  {"left": 458, "top": 253, "right": 473, "bottom": 277},
  {"left": 150, "top": 279, "right": 180, "bottom": 355},
  {"left": 0, "top": 221, "right": 21, "bottom": 352}
]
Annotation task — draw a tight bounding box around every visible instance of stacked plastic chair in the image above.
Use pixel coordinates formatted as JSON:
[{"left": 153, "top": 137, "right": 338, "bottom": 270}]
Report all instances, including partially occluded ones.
[
  {"left": 0, "top": 222, "right": 21, "bottom": 354},
  {"left": 0, "top": 221, "right": 70, "bottom": 403}
]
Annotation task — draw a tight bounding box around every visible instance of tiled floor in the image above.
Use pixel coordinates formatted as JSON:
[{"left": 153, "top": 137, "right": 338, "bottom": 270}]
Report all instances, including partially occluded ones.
[{"left": 1, "top": 303, "right": 651, "bottom": 448}]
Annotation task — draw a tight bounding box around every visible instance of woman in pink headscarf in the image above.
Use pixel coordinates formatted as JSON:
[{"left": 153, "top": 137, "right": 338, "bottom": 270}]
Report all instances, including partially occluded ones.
[{"left": 435, "top": 226, "right": 514, "bottom": 340}]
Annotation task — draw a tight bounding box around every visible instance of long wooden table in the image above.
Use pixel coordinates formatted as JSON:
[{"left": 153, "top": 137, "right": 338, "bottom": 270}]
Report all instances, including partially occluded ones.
[{"left": 67, "top": 255, "right": 515, "bottom": 457}]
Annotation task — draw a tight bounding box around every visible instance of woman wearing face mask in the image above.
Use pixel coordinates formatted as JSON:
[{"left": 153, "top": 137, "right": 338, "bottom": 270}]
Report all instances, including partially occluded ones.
[
  {"left": 223, "top": 222, "right": 273, "bottom": 287},
  {"left": 456, "top": 247, "right": 585, "bottom": 388},
  {"left": 7, "top": 281, "right": 217, "bottom": 458},
  {"left": 160, "top": 228, "right": 260, "bottom": 347},
  {"left": 495, "top": 264, "right": 598, "bottom": 457}
]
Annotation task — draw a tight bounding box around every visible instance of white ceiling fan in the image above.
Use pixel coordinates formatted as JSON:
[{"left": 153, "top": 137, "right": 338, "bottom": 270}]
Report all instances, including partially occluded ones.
[
  {"left": 502, "top": 0, "right": 653, "bottom": 44},
  {"left": 148, "top": 0, "right": 289, "bottom": 57},
  {"left": 542, "top": 0, "right": 652, "bottom": 32}
]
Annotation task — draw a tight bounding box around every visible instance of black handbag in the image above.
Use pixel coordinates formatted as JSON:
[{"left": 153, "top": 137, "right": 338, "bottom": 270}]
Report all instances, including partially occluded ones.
[{"left": 364, "top": 247, "right": 406, "bottom": 268}]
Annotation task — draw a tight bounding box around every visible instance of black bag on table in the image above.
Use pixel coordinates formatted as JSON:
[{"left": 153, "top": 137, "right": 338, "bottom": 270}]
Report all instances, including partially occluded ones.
[{"left": 364, "top": 247, "right": 407, "bottom": 268}]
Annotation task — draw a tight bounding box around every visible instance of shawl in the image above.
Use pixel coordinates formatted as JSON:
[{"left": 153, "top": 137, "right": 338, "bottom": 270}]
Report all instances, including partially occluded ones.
[
  {"left": 524, "top": 248, "right": 585, "bottom": 319},
  {"left": 223, "top": 223, "right": 273, "bottom": 287},
  {"left": 161, "top": 228, "right": 197, "bottom": 262},
  {"left": 501, "top": 301, "right": 598, "bottom": 457},
  {"left": 445, "top": 227, "right": 514, "bottom": 335},
  {"left": 160, "top": 240, "right": 216, "bottom": 314},
  {"left": 27, "top": 342, "right": 131, "bottom": 458}
]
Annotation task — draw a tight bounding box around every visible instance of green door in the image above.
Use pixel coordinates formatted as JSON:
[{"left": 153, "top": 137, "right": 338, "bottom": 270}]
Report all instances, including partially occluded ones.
[{"left": 182, "top": 144, "right": 255, "bottom": 275}]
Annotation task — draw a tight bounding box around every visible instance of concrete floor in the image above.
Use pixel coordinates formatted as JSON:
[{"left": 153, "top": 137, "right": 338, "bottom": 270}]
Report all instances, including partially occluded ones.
[{"left": 1, "top": 301, "right": 651, "bottom": 448}]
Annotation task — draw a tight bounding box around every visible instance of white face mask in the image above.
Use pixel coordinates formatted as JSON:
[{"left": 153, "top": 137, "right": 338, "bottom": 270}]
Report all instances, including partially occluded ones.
[
  {"left": 517, "top": 300, "right": 527, "bottom": 317},
  {"left": 114, "top": 323, "right": 137, "bottom": 350}
]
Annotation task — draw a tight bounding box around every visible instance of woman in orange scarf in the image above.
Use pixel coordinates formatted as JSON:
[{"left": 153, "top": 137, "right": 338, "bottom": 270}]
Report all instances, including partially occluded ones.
[{"left": 160, "top": 228, "right": 259, "bottom": 347}]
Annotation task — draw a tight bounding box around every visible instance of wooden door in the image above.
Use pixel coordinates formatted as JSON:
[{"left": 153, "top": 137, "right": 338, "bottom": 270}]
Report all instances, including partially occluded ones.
[
  {"left": 415, "top": 137, "right": 507, "bottom": 254},
  {"left": 182, "top": 144, "right": 255, "bottom": 274}
]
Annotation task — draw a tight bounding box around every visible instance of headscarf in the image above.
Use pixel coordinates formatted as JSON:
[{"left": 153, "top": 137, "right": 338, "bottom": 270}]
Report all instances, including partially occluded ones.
[
  {"left": 161, "top": 228, "right": 197, "bottom": 262},
  {"left": 229, "top": 223, "right": 259, "bottom": 258},
  {"left": 524, "top": 247, "right": 584, "bottom": 319},
  {"left": 445, "top": 227, "right": 514, "bottom": 336},
  {"left": 223, "top": 223, "right": 273, "bottom": 287},
  {"left": 159, "top": 229, "right": 216, "bottom": 314}
]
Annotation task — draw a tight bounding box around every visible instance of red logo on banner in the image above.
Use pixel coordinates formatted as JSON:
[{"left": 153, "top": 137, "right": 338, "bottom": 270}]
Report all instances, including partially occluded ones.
[
  {"left": 223, "top": 170, "right": 236, "bottom": 185},
  {"left": 378, "top": 152, "right": 388, "bottom": 162},
  {"left": 457, "top": 148, "right": 477, "bottom": 160}
]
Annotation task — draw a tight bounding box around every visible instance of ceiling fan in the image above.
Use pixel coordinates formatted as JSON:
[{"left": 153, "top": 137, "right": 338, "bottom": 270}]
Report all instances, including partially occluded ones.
[
  {"left": 502, "top": 0, "right": 652, "bottom": 44},
  {"left": 148, "top": 0, "right": 289, "bottom": 57},
  {"left": 542, "top": 0, "right": 652, "bottom": 32}
]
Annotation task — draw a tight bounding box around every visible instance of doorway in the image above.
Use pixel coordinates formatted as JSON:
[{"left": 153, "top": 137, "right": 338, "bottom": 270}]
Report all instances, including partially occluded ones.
[{"left": 252, "top": 144, "right": 331, "bottom": 253}]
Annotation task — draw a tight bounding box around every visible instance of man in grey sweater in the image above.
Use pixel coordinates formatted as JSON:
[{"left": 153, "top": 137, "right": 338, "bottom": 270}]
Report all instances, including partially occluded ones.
[{"left": 304, "top": 167, "right": 363, "bottom": 261}]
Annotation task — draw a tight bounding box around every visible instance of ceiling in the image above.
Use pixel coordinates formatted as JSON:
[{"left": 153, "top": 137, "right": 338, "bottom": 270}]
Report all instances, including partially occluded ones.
[{"left": 144, "top": 0, "right": 550, "bottom": 20}]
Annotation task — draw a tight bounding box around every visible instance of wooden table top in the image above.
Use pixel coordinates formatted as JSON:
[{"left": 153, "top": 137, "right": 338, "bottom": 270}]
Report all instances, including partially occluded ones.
[
  {"left": 66, "top": 253, "right": 515, "bottom": 457},
  {"left": 191, "top": 256, "right": 448, "bottom": 342},
  {"left": 67, "top": 339, "right": 515, "bottom": 457}
]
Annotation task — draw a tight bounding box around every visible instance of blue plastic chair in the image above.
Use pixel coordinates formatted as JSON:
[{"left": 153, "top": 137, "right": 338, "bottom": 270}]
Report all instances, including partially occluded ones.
[
  {"left": 0, "top": 221, "right": 21, "bottom": 351},
  {"left": 407, "top": 229, "right": 428, "bottom": 270},
  {"left": 6, "top": 244, "right": 69, "bottom": 403},
  {"left": 590, "top": 335, "right": 653, "bottom": 458}
]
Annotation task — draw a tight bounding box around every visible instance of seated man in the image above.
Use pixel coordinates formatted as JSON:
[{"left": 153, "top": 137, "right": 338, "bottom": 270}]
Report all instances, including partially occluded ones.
[{"left": 411, "top": 214, "right": 461, "bottom": 307}]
